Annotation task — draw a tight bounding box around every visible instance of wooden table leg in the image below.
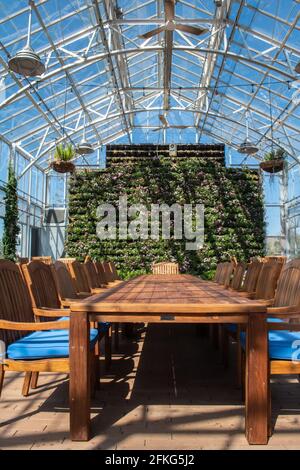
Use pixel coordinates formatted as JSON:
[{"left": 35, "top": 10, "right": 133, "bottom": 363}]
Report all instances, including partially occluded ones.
[
  {"left": 245, "top": 313, "right": 269, "bottom": 445},
  {"left": 70, "top": 311, "right": 91, "bottom": 441}
]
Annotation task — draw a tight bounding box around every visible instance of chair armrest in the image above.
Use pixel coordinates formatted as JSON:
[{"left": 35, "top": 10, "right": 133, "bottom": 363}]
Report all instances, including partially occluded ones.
[
  {"left": 237, "top": 291, "right": 254, "bottom": 297},
  {"left": 0, "top": 319, "right": 69, "bottom": 331},
  {"left": 60, "top": 300, "right": 74, "bottom": 308},
  {"left": 33, "top": 307, "right": 71, "bottom": 317},
  {"left": 268, "top": 322, "right": 300, "bottom": 331},
  {"left": 77, "top": 292, "right": 92, "bottom": 298},
  {"left": 267, "top": 305, "right": 300, "bottom": 319},
  {"left": 91, "top": 287, "right": 107, "bottom": 294}
]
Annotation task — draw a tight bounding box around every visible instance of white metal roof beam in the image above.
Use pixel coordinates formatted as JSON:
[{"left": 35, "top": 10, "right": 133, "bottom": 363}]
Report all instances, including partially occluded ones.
[
  {"left": 219, "top": 8, "right": 300, "bottom": 147},
  {"left": 30, "top": 0, "right": 103, "bottom": 146},
  {"left": 197, "top": 0, "right": 244, "bottom": 136},
  {"left": 92, "top": 0, "right": 132, "bottom": 143},
  {"left": 103, "top": 0, "right": 135, "bottom": 128},
  {"left": 1, "top": 45, "right": 295, "bottom": 112},
  {"left": 194, "top": 0, "right": 231, "bottom": 127}
]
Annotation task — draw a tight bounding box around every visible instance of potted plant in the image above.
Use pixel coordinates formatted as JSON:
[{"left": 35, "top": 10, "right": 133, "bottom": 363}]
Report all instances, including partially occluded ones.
[
  {"left": 50, "top": 143, "right": 75, "bottom": 173},
  {"left": 259, "top": 148, "right": 285, "bottom": 173}
]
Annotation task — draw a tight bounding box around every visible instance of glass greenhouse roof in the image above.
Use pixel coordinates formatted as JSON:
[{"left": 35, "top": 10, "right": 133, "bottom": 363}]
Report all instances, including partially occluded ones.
[{"left": 0, "top": 0, "right": 299, "bottom": 171}]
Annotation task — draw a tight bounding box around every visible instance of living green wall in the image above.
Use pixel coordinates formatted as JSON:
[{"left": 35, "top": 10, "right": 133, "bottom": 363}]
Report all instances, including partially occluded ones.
[{"left": 66, "top": 147, "right": 265, "bottom": 278}]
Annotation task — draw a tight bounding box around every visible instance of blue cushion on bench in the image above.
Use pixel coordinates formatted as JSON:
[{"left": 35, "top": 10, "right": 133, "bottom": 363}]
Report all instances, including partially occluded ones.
[
  {"left": 7, "top": 326, "right": 99, "bottom": 360},
  {"left": 240, "top": 329, "right": 300, "bottom": 361}
]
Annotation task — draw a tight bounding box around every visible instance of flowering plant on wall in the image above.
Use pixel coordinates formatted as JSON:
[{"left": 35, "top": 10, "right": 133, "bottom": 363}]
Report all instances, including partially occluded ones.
[{"left": 66, "top": 149, "right": 265, "bottom": 279}]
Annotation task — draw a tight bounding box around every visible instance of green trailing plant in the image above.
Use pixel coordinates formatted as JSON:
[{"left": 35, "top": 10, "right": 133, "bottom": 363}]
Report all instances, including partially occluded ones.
[
  {"left": 54, "top": 143, "right": 75, "bottom": 162},
  {"left": 66, "top": 150, "right": 265, "bottom": 279},
  {"left": 263, "top": 148, "right": 285, "bottom": 162},
  {"left": 3, "top": 163, "right": 20, "bottom": 261}
]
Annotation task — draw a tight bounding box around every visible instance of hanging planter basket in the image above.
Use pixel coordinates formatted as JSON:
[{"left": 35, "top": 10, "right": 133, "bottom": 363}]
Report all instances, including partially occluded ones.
[
  {"left": 50, "top": 160, "right": 75, "bottom": 174},
  {"left": 259, "top": 159, "right": 284, "bottom": 174}
]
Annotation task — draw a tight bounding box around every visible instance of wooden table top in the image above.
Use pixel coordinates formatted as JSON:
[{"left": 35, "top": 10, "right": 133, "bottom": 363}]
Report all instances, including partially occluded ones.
[{"left": 70, "top": 274, "right": 267, "bottom": 315}]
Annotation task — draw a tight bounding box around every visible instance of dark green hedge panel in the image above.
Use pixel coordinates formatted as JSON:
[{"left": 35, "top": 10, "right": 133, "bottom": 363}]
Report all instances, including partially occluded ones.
[{"left": 66, "top": 153, "right": 265, "bottom": 279}]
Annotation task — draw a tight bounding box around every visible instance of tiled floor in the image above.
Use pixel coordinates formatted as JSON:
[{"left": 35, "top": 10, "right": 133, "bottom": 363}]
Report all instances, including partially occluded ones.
[{"left": 1, "top": 324, "right": 300, "bottom": 450}]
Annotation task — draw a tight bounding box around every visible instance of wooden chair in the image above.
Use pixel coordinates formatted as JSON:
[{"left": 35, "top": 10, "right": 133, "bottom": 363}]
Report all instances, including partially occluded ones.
[
  {"left": 240, "top": 260, "right": 263, "bottom": 294},
  {"left": 152, "top": 262, "right": 179, "bottom": 275},
  {"left": 21, "top": 261, "right": 112, "bottom": 385},
  {"left": 53, "top": 261, "right": 91, "bottom": 306},
  {"left": 98, "top": 261, "right": 122, "bottom": 286},
  {"left": 248, "top": 259, "right": 283, "bottom": 301},
  {"left": 222, "top": 259, "right": 283, "bottom": 370},
  {"left": 218, "top": 262, "right": 234, "bottom": 287},
  {"left": 60, "top": 260, "right": 106, "bottom": 294},
  {"left": 213, "top": 263, "right": 224, "bottom": 283},
  {"left": 94, "top": 261, "right": 109, "bottom": 286},
  {"left": 84, "top": 260, "right": 107, "bottom": 289},
  {"left": 0, "top": 260, "right": 99, "bottom": 398},
  {"left": 102, "top": 261, "right": 115, "bottom": 283},
  {"left": 230, "top": 262, "right": 247, "bottom": 291},
  {"left": 31, "top": 256, "right": 52, "bottom": 265},
  {"left": 240, "top": 259, "right": 300, "bottom": 436},
  {"left": 61, "top": 259, "right": 120, "bottom": 351},
  {"left": 21, "top": 261, "right": 61, "bottom": 310},
  {"left": 109, "top": 261, "right": 121, "bottom": 280}
]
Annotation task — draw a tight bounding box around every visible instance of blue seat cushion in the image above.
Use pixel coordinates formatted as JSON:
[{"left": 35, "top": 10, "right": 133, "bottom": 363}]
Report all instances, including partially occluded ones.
[
  {"left": 98, "top": 322, "right": 110, "bottom": 333},
  {"left": 225, "top": 324, "right": 237, "bottom": 334},
  {"left": 240, "top": 329, "right": 300, "bottom": 361},
  {"left": 7, "top": 325, "right": 99, "bottom": 360}
]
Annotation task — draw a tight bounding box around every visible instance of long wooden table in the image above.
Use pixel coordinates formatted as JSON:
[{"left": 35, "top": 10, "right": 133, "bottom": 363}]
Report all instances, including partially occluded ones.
[{"left": 69, "top": 274, "right": 269, "bottom": 445}]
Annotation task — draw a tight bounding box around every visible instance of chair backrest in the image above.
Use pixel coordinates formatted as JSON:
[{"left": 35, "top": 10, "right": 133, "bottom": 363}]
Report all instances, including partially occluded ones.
[
  {"left": 109, "top": 261, "right": 120, "bottom": 280},
  {"left": 94, "top": 261, "right": 109, "bottom": 285},
  {"left": 59, "top": 258, "right": 77, "bottom": 263},
  {"left": 230, "top": 262, "right": 247, "bottom": 290},
  {"left": 273, "top": 259, "right": 300, "bottom": 307},
  {"left": 64, "top": 260, "right": 91, "bottom": 293},
  {"left": 242, "top": 260, "right": 263, "bottom": 293},
  {"left": 0, "top": 259, "right": 35, "bottom": 346},
  {"left": 216, "top": 262, "right": 234, "bottom": 287},
  {"left": 214, "top": 263, "right": 223, "bottom": 282},
  {"left": 21, "top": 261, "right": 61, "bottom": 309},
  {"left": 17, "top": 257, "right": 29, "bottom": 265},
  {"left": 53, "top": 261, "right": 78, "bottom": 300},
  {"left": 263, "top": 256, "right": 287, "bottom": 264},
  {"left": 102, "top": 261, "right": 115, "bottom": 282},
  {"left": 152, "top": 262, "right": 179, "bottom": 275},
  {"left": 84, "top": 260, "right": 102, "bottom": 288},
  {"left": 254, "top": 259, "right": 283, "bottom": 300},
  {"left": 31, "top": 256, "right": 52, "bottom": 265}
]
